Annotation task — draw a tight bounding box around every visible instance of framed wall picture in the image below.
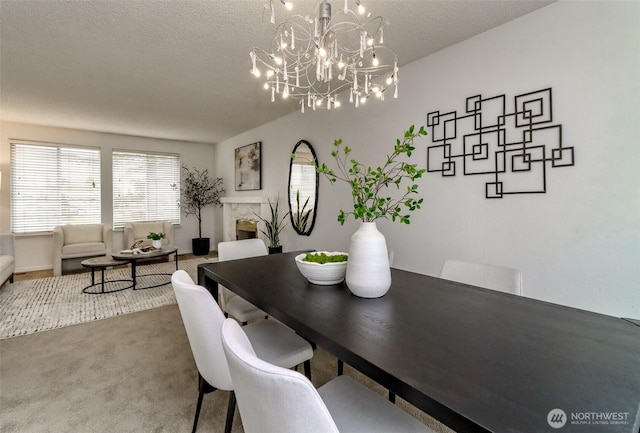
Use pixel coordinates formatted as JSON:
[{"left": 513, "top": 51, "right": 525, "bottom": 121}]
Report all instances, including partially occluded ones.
[{"left": 235, "top": 141, "right": 262, "bottom": 191}]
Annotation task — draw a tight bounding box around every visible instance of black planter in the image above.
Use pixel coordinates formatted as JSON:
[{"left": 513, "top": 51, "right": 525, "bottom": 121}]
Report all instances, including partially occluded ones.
[
  {"left": 192, "top": 238, "right": 210, "bottom": 256},
  {"left": 268, "top": 246, "right": 283, "bottom": 254}
]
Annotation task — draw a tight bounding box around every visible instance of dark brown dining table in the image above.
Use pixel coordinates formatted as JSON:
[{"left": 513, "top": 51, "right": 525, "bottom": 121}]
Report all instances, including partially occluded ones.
[{"left": 198, "top": 251, "right": 640, "bottom": 433}]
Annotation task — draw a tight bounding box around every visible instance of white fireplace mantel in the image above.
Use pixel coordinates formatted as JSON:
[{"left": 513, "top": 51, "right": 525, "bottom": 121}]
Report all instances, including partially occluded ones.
[
  {"left": 221, "top": 196, "right": 268, "bottom": 205},
  {"left": 221, "top": 196, "right": 270, "bottom": 242}
]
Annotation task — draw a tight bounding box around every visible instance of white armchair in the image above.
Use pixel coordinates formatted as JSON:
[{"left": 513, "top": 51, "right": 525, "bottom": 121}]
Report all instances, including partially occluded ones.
[
  {"left": 53, "top": 224, "right": 112, "bottom": 276},
  {"left": 123, "top": 221, "right": 174, "bottom": 250},
  {"left": 0, "top": 234, "right": 15, "bottom": 286}
]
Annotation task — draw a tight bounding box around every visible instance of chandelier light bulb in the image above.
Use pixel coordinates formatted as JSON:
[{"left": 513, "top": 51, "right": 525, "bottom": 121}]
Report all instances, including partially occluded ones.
[
  {"left": 386, "top": 76, "right": 393, "bottom": 85},
  {"left": 266, "top": 70, "right": 274, "bottom": 78},
  {"left": 358, "top": 4, "right": 365, "bottom": 15},
  {"left": 264, "top": 82, "right": 270, "bottom": 90}
]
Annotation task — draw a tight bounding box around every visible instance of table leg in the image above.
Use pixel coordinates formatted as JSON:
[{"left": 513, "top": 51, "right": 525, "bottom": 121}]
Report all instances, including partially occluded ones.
[
  {"left": 100, "top": 267, "right": 106, "bottom": 293},
  {"left": 198, "top": 265, "right": 218, "bottom": 302},
  {"left": 131, "top": 261, "right": 137, "bottom": 289},
  {"left": 82, "top": 264, "right": 131, "bottom": 294}
]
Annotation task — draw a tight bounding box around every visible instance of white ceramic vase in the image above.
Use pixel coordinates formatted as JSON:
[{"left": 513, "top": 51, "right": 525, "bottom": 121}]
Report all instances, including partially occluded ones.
[
  {"left": 152, "top": 239, "right": 163, "bottom": 249},
  {"left": 345, "top": 222, "right": 391, "bottom": 298}
]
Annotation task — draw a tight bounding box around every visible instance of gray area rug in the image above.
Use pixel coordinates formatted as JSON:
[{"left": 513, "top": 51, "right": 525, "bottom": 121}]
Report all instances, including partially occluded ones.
[{"left": 0, "top": 257, "right": 213, "bottom": 339}]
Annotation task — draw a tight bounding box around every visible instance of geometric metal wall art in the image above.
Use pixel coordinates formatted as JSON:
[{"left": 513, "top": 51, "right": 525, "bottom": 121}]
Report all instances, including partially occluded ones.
[{"left": 426, "top": 88, "right": 575, "bottom": 198}]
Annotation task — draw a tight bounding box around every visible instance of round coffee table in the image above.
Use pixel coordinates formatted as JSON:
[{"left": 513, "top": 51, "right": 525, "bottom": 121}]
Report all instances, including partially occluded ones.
[
  {"left": 111, "top": 246, "right": 178, "bottom": 290},
  {"left": 81, "top": 256, "right": 132, "bottom": 294}
]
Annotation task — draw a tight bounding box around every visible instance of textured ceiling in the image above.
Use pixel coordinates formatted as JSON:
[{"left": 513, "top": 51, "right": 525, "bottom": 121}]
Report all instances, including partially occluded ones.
[{"left": 0, "top": 0, "right": 555, "bottom": 143}]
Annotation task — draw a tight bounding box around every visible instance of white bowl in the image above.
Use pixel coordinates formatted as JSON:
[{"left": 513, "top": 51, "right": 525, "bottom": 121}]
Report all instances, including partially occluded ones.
[{"left": 295, "top": 252, "right": 348, "bottom": 285}]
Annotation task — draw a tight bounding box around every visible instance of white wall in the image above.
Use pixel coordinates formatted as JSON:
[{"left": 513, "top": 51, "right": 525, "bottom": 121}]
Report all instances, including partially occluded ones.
[
  {"left": 0, "top": 121, "right": 217, "bottom": 272},
  {"left": 215, "top": 1, "right": 640, "bottom": 318}
]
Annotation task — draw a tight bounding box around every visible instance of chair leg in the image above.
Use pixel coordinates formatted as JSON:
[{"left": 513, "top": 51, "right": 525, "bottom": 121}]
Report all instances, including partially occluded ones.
[
  {"left": 388, "top": 391, "right": 396, "bottom": 403},
  {"left": 337, "top": 359, "right": 344, "bottom": 376},
  {"left": 192, "top": 374, "right": 216, "bottom": 433},
  {"left": 192, "top": 388, "right": 205, "bottom": 433},
  {"left": 304, "top": 359, "right": 312, "bottom": 380},
  {"left": 224, "top": 391, "right": 236, "bottom": 433}
]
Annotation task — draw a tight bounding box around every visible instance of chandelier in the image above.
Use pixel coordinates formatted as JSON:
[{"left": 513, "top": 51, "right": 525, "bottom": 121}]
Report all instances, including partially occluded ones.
[{"left": 250, "top": 0, "right": 399, "bottom": 112}]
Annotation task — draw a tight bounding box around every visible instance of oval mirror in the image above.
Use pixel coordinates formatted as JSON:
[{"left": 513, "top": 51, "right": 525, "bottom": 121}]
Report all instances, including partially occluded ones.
[{"left": 289, "top": 140, "right": 318, "bottom": 236}]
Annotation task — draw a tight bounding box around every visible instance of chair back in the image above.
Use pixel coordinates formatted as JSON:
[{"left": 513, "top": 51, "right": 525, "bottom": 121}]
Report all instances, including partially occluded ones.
[
  {"left": 440, "top": 259, "right": 523, "bottom": 295},
  {"left": 124, "top": 221, "right": 174, "bottom": 249},
  {"left": 0, "top": 234, "right": 14, "bottom": 256},
  {"left": 218, "top": 238, "right": 268, "bottom": 262},
  {"left": 171, "top": 270, "right": 233, "bottom": 391},
  {"left": 221, "top": 318, "right": 339, "bottom": 433},
  {"left": 217, "top": 239, "right": 268, "bottom": 311}
]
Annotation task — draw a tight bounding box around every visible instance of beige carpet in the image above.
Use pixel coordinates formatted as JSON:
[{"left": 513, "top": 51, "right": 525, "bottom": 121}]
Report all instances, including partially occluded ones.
[{"left": 0, "top": 304, "right": 454, "bottom": 433}]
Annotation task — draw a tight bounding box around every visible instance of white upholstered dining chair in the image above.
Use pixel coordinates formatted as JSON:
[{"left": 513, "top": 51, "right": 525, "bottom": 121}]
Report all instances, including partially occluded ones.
[
  {"left": 171, "top": 270, "right": 313, "bottom": 433},
  {"left": 217, "top": 238, "right": 268, "bottom": 324},
  {"left": 439, "top": 259, "right": 523, "bottom": 295},
  {"left": 221, "top": 318, "right": 433, "bottom": 433}
]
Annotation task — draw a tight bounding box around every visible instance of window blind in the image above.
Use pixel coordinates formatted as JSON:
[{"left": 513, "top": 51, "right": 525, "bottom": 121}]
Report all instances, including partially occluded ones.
[
  {"left": 112, "top": 150, "right": 180, "bottom": 229},
  {"left": 10, "top": 142, "right": 101, "bottom": 234}
]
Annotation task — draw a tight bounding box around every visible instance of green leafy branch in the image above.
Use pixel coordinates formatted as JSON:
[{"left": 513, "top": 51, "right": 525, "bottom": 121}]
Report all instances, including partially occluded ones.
[{"left": 317, "top": 125, "right": 428, "bottom": 225}]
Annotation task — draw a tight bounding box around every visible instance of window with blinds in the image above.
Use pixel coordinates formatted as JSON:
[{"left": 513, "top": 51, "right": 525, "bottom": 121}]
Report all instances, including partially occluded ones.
[
  {"left": 112, "top": 150, "right": 180, "bottom": 229},
  {"left": 10, "top": 142, "right": 101, "bottom": 234}
]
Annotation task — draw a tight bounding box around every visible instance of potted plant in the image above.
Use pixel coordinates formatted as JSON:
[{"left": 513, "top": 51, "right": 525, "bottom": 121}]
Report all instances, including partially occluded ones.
[
  {"left": 254, "top": 197, "right": 289, "bottom": 254},
  {"left": 178, "top": 165, "right": 224, "bottom": 256},
  {"left": 147, "top": 232, "right": 165, "bottom": 249},
  {"left": 317, "top": 125, "right": 427, "bottom": 297}
]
